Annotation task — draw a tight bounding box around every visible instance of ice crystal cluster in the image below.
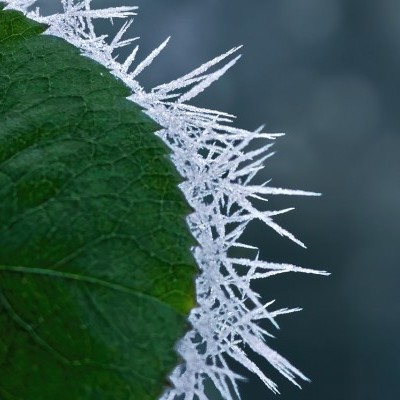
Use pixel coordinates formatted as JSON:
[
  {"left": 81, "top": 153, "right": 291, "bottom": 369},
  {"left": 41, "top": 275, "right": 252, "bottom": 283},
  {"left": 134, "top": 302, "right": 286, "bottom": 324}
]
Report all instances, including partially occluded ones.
[{"left": 4, "top": 1, "right": 328, "bottom": 398}]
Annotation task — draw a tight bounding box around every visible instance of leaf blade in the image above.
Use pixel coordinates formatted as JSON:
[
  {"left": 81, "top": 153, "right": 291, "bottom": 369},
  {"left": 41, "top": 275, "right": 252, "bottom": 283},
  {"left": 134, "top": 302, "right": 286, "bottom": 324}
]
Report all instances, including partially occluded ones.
[{"left": 0, "top": 8, "right": 195, "bottom": 400}]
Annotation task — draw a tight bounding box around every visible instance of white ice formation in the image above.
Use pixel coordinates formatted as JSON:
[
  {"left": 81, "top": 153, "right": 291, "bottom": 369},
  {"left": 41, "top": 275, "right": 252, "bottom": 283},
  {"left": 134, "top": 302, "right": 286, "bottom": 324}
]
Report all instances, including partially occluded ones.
[{"left": 3, "top": 1, "right": 329, "bottom": 399}]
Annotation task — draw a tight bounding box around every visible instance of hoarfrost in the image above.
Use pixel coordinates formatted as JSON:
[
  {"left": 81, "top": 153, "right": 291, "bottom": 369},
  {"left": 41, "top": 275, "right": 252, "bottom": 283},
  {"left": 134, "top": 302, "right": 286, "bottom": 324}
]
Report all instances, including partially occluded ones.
[{"left": 3, "top": 1, "right": 329, "bottom": 399}]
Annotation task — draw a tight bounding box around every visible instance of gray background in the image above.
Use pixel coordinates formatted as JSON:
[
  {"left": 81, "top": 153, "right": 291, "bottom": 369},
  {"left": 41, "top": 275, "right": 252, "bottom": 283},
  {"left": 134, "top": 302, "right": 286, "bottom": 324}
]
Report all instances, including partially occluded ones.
[{"left": 38, "top": 1, "right": 400, "bottom": 399}]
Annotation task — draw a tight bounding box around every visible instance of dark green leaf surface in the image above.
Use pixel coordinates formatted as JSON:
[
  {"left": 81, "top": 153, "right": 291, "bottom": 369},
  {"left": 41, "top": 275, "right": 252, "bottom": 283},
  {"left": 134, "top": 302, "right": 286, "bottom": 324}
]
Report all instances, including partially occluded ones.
[{"left": 0, "top": 7, "right": 195, "bottom": 400}]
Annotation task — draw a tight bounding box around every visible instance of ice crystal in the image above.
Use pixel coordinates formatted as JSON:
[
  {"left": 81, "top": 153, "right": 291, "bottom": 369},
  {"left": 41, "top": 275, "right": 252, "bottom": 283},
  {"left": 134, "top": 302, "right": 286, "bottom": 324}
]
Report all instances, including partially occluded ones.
[{"left": 3, "top": 1, "right": 329, "bottom": 399}]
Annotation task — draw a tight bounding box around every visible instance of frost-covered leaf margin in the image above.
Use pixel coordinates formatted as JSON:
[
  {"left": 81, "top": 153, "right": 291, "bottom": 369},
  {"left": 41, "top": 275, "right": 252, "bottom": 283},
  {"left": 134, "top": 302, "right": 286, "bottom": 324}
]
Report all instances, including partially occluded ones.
[{"left": 3, "top": 1, "right": 329, "bottom": 399}]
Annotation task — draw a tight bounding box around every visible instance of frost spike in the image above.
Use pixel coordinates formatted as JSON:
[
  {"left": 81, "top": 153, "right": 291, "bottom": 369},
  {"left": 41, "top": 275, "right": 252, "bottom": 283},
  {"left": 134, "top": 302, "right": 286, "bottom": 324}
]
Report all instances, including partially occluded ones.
[
  {"left": 152, "top": 46, "right": 242, "bottom": 94},
  {"left": 110, "top": 19, "right": 136, "bottom": 48},
  {"left": 129, "top": 36, "right": 170, "bottom": 79},
  {"left": 121, "top": 45, "right": 139, "bottom": 74},
  {"left": 177, "top": 55, "right": 241, "bottom": 103}
]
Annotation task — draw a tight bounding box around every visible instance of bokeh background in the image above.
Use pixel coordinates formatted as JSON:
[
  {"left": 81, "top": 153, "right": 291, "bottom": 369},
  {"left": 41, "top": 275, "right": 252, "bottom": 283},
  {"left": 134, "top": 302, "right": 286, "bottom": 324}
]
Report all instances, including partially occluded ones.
[{"left": 39, "top": 1, "right": 400, "bottom": 399}]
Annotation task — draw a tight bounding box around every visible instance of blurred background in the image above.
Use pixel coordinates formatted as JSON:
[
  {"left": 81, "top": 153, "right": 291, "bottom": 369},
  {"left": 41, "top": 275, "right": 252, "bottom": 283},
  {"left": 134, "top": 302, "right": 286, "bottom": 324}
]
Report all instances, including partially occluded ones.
[{"left": 39, "top": 0, "right": 400, "bottom": 399}]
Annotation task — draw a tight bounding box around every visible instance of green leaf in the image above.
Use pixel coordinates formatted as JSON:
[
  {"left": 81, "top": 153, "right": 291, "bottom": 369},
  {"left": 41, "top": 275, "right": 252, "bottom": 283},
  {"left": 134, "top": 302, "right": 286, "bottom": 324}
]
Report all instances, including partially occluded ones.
[{"left": 0, "top": 7, "right": 195, "bottom": 400}]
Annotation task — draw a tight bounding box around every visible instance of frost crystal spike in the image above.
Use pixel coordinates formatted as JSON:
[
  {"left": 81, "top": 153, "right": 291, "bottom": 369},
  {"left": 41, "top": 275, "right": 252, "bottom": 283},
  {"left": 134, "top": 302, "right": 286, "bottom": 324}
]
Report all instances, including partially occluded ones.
[{"left": 3, "top": 1, "right": 329, "bottom": 399}]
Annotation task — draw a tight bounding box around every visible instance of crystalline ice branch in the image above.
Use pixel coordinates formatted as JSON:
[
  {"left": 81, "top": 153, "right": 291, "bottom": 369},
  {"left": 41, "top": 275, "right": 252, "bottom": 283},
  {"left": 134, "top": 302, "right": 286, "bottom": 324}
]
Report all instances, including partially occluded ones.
[{"left": 3, "top": 1, "right": 329, "bottom": 399}]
